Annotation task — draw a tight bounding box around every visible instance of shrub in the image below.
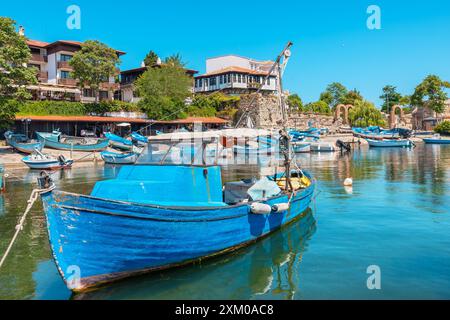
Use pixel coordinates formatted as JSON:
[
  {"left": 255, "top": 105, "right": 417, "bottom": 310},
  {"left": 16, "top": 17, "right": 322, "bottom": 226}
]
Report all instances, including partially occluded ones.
[
  {"left": 15, "top": 100, "right": 140, "bottom": 117},
  {"left": 434, "top": 121, "right": 450, "bottom": 135}
]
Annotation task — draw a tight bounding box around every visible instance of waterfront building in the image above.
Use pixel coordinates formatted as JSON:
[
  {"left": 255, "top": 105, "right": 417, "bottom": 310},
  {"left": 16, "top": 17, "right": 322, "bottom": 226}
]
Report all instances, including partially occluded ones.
[
  {"left": 194, "top": 55, "right": 278, "bottom": 95},
  {"left": 411, "top": 99, "right": 450, "bottom": 130},
  {"left": 120, "top": 65, "right": 198, "bottom": 103},
  {"left": 24, "top": 29, "right": 125, "bottom": 103}
]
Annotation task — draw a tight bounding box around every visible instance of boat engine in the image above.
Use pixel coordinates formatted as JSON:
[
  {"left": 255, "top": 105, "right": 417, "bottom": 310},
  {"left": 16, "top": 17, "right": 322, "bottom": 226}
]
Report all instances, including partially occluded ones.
[
  {"left": 336, "top": 140, "right": 351, "bottom": 152},
  {"left": 58, "top": 155, "right": 67, "bottom": 165},
  {"left": 37, "top": 171, "right": 53, "bottom": 189}
]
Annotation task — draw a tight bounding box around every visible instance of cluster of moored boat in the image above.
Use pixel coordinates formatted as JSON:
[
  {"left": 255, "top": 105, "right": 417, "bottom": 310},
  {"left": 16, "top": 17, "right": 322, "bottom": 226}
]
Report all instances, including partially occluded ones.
[
  {"left": 3, "top": 130, "right": 149, "bottom": 169},
  {"left": 352, "top": 126, "right": 450, "bottom": 147}
]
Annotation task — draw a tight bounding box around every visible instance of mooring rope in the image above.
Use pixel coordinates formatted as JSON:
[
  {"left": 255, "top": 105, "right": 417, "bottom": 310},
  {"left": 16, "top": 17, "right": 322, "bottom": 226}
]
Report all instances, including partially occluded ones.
[{"left": 0, "top": 185, "right": 55, "bottom": 270}]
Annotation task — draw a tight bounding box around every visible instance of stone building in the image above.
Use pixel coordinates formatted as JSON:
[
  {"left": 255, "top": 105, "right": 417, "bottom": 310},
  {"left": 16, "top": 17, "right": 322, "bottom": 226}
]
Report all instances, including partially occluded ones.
[{"left": 411, "top": 99, "right": 450, "bottom": 130}]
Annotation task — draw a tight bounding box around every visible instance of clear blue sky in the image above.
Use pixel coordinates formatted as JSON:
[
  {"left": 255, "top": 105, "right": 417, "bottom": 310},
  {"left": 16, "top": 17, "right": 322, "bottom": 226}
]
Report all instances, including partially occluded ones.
[{"left": 2, "top": 0, "right": 449, "bottom": 106}]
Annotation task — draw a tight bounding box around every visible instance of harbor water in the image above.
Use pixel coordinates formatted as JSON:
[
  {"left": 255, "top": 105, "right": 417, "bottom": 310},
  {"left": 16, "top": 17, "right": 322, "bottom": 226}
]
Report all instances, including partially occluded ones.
[{"left": 0, "top": 144, "right": 449, "bottom": 299}]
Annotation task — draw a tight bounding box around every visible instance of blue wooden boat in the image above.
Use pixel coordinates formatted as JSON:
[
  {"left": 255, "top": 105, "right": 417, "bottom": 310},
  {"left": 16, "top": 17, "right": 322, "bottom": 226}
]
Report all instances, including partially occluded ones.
[
  {"left": 4, "top": 131, "right": 43, "bottom": 154},
  {"left": 39, "top": 164, "right": 315, "bottom": 292},
  {"left": 104, "top": 132, "right": 133, "bottom": 151},
  {"left": 101, "top": 151, "right": 140, "bottom": 164},
  {"left": 233, "top": 145, "right": 275, "bottom": 156},
  {"left": 366, "top": 139, "right": 412, "bottom": 148},
  {"left": 292, "top": 142, "right": 311, "bottom": 153},
  {"left": 423, "top": 135, "right": 450, "bottom": 144},
  {"left": 36, "top": 131, "right": 109, "bottom": 152},
  {"left": 131, "top": 132, "right": 148, "bottom": 147}
]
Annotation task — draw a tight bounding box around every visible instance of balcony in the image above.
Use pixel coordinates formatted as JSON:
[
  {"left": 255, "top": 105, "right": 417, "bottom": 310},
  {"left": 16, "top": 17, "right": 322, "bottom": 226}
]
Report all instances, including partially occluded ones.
[
  {"left": 58, "top": 61, "right": 73, "bottom": 70},
  {"left": 58, "top": 78, "right": 78, "bottom": 86},
  {"left": 100, "top": 82, "right": 120, "bottom": 91},
  {"left": 37, "top": 71, "right": 48, "bottom": 82},
  {"left": 30, "top": 54, "right": 48, "bottom": 63}
]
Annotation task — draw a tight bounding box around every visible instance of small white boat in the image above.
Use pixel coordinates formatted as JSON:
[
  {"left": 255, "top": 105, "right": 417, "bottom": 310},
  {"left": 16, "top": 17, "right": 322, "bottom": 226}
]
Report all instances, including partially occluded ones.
[
  {"left": 366, "top": 139, "right": 412, "bottom": 148},
  {"left": 22, "top": 150, "right": 73, "bottom": 170},
  {"left": 310, "top": 142, "right": 336, "bottom": 152},
  {"left": 292, "top": 142, "right": 311, "bottom": 153}
]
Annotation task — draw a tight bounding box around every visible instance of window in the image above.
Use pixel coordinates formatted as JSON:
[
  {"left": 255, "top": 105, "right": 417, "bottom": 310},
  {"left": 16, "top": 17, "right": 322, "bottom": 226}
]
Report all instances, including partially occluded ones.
[
  {"left": 83, "top": 89, "right": 95, "bottom": 97},
  {"left": 233, "top": 74, "right": 237, "bottom": 82},
  {"left": 99, "top": 91, "right": 109, "bottom": 101},
  {"left": 267, "top": 77, "right": 271, "bottom": 85},
  {"left": 243, "top": 75, "right": 247, "bottom": 83},
  {"left": 210, "top": 77, "right": 217, "bottom": 86},
  {"left": 227, "top": 74, "right": 231, "bottom": 83},
  {"left": 30, "top": 48, "right": 41, "bottom": 55},
  {"left": 60, "top": 54, "right": 72, "bottom": 62},
  {"left": 238, "top": 74, "right": 242, "bottom": 83},
  {"left": 61, "top": 71, "right": 71, "bottom": 79},
  {"left": 199, "top": 79, "right": 203, "bottom": 87},
  {"left": 220, "top": 75, "right": 223, "bottom": 84}
]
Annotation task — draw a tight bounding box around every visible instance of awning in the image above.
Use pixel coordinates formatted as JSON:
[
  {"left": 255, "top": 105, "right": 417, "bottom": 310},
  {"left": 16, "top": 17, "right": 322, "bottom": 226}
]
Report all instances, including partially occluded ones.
[{"left": 27, "top": 85, "right": 80, "bottom": 94}]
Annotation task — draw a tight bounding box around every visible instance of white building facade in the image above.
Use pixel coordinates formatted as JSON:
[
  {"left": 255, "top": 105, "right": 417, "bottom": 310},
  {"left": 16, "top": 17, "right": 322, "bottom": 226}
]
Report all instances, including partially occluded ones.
[{"left": 194, "top": 55, "right": 278, "bottom": 95}]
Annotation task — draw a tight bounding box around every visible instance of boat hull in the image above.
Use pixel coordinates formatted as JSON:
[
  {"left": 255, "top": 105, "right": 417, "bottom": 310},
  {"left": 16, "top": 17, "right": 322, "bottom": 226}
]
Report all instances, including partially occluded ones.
[
  {"left": 4, "top": 132, "right": 43, "bottom": 154},
  {"left": 36, "top": 132, "right": 109, "bottom": 152},
  {"left": 310, "top": 142, "right": 335, "bottom": 152},
  {"left": 292, "top": 143, "right": 311, "bottom": 153},
  {"left": 22, "top": 159, "right": 73, "bottom": 170},
  {"left": 366, "top": 139, "right": 412, "bottom": 148},
  {"left": 423, "top": 138, "right": 450, "bottom": 145},
  {"left": 101, "top": 152, "right": 139, "bottom": 164},
  {"left": 41, "top": 178, "right": 315, "bottom": 292}
]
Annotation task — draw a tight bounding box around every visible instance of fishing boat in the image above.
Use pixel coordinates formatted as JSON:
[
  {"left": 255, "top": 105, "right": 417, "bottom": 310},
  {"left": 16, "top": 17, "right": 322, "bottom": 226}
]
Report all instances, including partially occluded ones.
[
  {"left": 310, "top": 142, "right": 336, "bottom": 152},
  {"left": 36, "top": 131, "right": 109, "bottom": 152},
  {"left": 101, "top": 147, "right": 143, "bottom": 165},
  {"left": 4, "top": 131, "right": 43, "bottom": 154},
  {"left": 22, "top": 150, "right": 73, "bottom": 170},
  {"left": 104, "top": 132, "right": 133, "bottom": 151},
  {"left": 366, "top": 139, "right": 412, "bottom": 148},
  {"left": 131, "top": 132, "right": 149, "bottom": 147},
  {"left": 423, "top": 135, "right": 450, "bottom": 145},
  {"left": 291, "top": 141, "right": 311, "bottom": 153},
  {"left": 37, "top": 41, "right": 316, "bottom": 293},
  {"left": 39, "top": 163, "right": 315, "bottom": 292},
  {"left": 233, "top": 145, "right": 275, "bottom": 156}
]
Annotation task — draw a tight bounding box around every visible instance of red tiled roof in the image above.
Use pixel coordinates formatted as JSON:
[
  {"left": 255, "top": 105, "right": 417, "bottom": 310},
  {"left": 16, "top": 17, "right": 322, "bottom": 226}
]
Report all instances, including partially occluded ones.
[
  {"left": 196, "top": 66, "right": 274, "bottom": 78},
  {"left": 26, "top": 39, "right": 126, "bottom": 55},
  {"left": 26, "top": 40, "right": 49, "bottom": 48},
  {"left": 15, "top": 115, "right": 229, "bottom": 124}
]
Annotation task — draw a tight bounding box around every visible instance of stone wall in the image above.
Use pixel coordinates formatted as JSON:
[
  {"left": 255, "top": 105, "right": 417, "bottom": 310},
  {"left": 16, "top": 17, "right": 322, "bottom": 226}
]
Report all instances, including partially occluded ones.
[{"left": 237, "top": 93, "right": 346, "bottom": 130}]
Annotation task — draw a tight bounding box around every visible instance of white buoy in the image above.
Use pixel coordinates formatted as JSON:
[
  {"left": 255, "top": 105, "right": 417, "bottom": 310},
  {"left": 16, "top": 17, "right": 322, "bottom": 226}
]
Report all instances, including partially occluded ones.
[
  {"left": 250, "top": 203, "right": 272, "bottom": 215},
  {"left": 344, "top": 178, "right": 353, "bottom": 187},
  {"left": 272, "top": 203, "right": 290, "bottom": 213}
]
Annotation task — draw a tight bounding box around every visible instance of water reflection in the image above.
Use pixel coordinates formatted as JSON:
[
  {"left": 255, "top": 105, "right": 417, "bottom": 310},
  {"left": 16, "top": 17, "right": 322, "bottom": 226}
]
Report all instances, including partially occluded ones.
[
  {"left": 0, "top": 144, "right": 449, "bottom": 299},
  {"left": 73, "top": 209, "right": 316, "bottom": 300}
]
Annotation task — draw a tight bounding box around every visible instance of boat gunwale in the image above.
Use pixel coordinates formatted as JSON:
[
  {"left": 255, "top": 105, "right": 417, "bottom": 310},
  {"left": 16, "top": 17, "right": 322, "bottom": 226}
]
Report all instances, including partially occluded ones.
[{"left": 47, "top": 181, "right": 315, "bottom": 214}]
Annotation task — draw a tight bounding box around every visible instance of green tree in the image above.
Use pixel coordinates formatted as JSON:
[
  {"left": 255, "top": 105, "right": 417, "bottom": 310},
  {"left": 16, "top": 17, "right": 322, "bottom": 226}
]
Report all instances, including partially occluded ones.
[
  {"left": 144, "top": 50, "right": 159, "bottom": 67},
  {"left": 434, "top": 121, "right": 450, "bottom": 135},
  {"left": 321, "top": 82, "right": 348, "bottom": 109},
  {"left": 342, "top": 89, "right": 364, "bottom": 106},
  {"left": 411, "top": 75, "right": 449, "bottom": 114},
  {"left": 0, "top": 17, "right": 37, "bottom": 129},
  {"left": 380, "top": 85, "right": 402, "bottom": 113},
  {"left": 164, "top": 53, "right": 186, "bottom": 68},
  {"left": 348, "top": 100, "right": 386, "bottom": 127},
  {"left": 303, "top": 101, "right": 331, "bottom": 115},
  {"left": 135, "top": 65, "right": 192, "bottom": 120},
  {"left": 287, "top": 94, "right": 303, "bottom": 111},
  {"left": 319, "top": 91, "right": 333, "bottom": 106},
  {"left": 69, "top": 40, "right": 120, "bottom": 102}
]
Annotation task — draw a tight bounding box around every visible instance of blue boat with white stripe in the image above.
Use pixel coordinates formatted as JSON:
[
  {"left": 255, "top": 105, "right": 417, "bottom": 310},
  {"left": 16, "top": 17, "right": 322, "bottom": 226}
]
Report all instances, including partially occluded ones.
[{"left": 39, "top": 164, "right": 315, "bottom": 292}]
